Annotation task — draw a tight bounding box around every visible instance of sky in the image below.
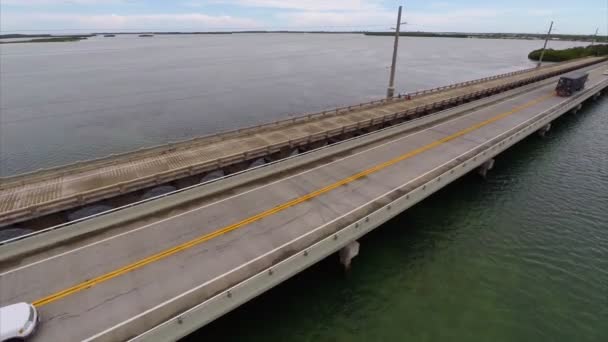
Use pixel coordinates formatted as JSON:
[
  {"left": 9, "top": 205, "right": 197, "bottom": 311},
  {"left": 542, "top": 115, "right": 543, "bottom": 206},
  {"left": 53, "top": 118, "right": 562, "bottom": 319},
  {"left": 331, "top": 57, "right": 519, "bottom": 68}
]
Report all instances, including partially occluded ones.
[{"left": 1, "top": 0, "right": 606, "bottom": 35}]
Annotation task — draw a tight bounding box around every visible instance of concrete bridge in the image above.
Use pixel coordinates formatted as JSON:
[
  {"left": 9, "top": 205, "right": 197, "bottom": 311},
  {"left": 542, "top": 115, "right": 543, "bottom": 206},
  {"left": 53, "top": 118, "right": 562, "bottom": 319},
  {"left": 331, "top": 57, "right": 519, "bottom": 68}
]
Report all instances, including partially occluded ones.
[{"left": 0, "top": 58, "right": 606, "bottom": 341}]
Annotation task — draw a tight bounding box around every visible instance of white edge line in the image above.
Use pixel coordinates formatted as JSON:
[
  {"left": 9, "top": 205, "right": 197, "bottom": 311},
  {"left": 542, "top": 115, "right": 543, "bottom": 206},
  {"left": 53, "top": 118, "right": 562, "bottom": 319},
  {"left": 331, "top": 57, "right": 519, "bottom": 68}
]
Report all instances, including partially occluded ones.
[
  {"left": 88, "top": 79, "right": 608, "bottom": 341},
  {"left": 89, "top": 79, "right": 608, "bottom": 341},
  {"left": 0, "top": 86, "right": 548, "bottom": 276},
  {"left": 85, "top": 84, "right": 583, "bottom": 341}
]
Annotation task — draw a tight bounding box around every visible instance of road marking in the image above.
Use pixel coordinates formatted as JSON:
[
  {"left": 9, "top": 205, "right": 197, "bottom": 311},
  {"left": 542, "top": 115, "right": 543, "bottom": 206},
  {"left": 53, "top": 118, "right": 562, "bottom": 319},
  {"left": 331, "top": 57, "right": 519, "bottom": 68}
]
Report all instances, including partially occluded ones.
[
  {"left": 32, "top": 93, "right": 553, "bottom": 307},
  {"left": 2, "top": 83, "right": 536, "bottom": 276},
  {"left": 86, "top": 87, "right": 590, "bottom": 340}
]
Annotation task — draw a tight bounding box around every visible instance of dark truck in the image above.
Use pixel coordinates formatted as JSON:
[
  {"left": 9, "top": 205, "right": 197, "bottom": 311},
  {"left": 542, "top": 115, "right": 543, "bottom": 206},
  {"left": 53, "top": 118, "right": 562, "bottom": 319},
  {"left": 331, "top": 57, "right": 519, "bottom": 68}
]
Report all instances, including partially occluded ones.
[{"left": 555, "top": 71, "right": 588, "bottom": 97}]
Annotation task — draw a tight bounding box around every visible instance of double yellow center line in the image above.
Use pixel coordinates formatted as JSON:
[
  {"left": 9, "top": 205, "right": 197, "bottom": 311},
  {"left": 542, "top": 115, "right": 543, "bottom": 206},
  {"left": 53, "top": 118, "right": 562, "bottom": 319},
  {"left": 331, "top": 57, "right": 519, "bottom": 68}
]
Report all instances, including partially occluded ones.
[{"left": 33, "top": 93, "right": 553, "bottom": 307}]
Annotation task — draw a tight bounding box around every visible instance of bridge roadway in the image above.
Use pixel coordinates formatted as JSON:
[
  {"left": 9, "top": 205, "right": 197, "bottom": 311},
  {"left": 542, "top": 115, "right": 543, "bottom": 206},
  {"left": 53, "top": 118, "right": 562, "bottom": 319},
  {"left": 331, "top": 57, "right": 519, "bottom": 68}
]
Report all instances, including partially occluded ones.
[
  {"left": 0, "top": 57, "right": 604, "bottom": 228},
  {"left": 0, "top": 63, "right": 606, "bottom": 341}
]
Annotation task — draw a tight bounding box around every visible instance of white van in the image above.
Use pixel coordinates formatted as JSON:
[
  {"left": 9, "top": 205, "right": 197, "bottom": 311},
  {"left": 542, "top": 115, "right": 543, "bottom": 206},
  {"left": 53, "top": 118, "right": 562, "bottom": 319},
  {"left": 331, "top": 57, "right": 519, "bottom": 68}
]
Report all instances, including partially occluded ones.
[{"left": 0, "top": 303, "right": 39, "bottom": 341}]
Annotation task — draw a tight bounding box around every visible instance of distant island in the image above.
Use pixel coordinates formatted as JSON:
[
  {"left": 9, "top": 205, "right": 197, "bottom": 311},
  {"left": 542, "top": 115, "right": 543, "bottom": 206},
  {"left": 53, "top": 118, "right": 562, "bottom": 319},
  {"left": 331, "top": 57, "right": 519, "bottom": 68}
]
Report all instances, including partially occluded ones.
[
  {"left": 528, "top": 44, "right": 608, "bottom": 62},
  {"left": 365, "top": 32, "right": 469, "bottom": 38},
  {"left": 0, "top": 34, "right": 93, "bottom": 44},
  {"left": 0, "top": 34, "right": 54, "bottom": 39}
]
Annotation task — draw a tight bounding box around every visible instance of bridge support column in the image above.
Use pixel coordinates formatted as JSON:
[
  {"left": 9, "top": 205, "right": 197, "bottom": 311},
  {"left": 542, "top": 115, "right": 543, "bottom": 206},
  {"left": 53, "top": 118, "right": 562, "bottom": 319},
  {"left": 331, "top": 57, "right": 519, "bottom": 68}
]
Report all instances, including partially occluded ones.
[
  {"left": 249, "top": 157, "right": 267, "bottom": 168},
  {"left": 572, "top": 104, "right": 583, "bottom": 114},
  {"left": 223, "top": 161, "right": 249, "bottom": 175},
  {"left": 593, "top": 92, "right": 601, "bottom": 101},
  {"left": 302, "top": 140, "right": 328, "bottom": 152},
  {"left": 478, "top": 159, "right": 495, "bottom": 178},
  {"left": 538, "top": 123, "right": 551, "bottom": 137},
  {"left": 174, "top": 177, "right": 199, "bottom": 189},
  {"left": 339, "top": 240, "right": 360, "bottom": 271},
  {"left": 268, "top": 147, "right": 298, "bottom": 162},
  {"left": 200, "top": 169, "right": 225, "bottom": 183}
]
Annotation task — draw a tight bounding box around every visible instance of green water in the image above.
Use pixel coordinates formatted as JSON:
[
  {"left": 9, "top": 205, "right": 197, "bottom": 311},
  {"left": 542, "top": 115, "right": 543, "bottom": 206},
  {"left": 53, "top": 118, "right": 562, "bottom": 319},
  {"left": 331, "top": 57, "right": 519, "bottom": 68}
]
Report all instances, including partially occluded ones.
[{"left": 186, "top": 98, "right": 608, "bottom": 342}]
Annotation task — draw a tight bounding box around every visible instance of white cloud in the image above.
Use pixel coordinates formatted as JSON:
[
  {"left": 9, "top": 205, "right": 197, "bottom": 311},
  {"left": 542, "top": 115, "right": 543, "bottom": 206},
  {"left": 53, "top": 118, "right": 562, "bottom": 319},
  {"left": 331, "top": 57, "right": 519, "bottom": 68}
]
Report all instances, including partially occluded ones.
[
  {"left": 0, "top": 12, "right": 261, "bottom": 32},
  {"left": 429, "top": 2, "right": 452, "bottom": 9},
  {"left": 0, "top": 1, "right": 599, "bottom": 34},
  {"left": 2, "top": 0, "right": 129, "bottom": 5},
  {"left": 280, "top": 10, "right": 393, "bottom": 28},
  {"left": 279, "top": 8, "right": 502, "bottom": 31},
  {"left": 208, "top": 0, "right": 384, "bottom": 12},
  {"left": 407, "top": 9, "right": 500, "bottom": 27}
]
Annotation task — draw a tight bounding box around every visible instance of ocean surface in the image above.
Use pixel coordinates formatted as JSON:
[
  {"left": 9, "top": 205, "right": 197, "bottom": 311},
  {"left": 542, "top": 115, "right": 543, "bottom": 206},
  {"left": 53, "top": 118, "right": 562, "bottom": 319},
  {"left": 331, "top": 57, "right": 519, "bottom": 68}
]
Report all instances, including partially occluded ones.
[
  {"left": 1, "top": 34, "right": 606, "bottom": 341},
  {"left": 0, "top": 34, "right": 585, "bottom": 176}
]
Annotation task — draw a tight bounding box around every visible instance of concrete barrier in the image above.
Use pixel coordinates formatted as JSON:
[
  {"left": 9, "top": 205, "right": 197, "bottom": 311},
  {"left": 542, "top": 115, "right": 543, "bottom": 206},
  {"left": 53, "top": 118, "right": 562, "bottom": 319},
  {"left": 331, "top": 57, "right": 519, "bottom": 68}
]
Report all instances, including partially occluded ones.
[{"left": 0, "top": 75, "right": 572, "bottom": 264}]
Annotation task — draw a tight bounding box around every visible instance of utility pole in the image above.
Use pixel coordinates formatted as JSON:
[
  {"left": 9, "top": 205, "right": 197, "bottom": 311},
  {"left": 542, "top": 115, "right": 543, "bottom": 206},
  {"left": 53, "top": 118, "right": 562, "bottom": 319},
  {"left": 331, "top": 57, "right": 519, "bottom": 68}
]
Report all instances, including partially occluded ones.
[
  {"left": 537, "top": 20, "right": 554, "bottom": 68},
  {"left": 591, "top": 27, "right": 600, "bottom": 56},
  {"left": 386, "top": 5, "right": 403, "bottom": 98},
  {"left": 591, "top": 27, "right": 599, "bottom": 46}
]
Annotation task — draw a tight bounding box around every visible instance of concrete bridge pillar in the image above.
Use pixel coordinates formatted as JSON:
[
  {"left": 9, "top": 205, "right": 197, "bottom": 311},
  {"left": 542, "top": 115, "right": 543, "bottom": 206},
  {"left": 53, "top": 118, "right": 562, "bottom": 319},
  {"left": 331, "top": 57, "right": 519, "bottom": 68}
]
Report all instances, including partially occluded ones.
[
  {"left": 572, "top": 104, "right": 583, "bottom": 114},
  {"left": 223, "top": 161, "right": 249, "bottom": 175},
  {"left": 268, "top": 147, "right": 298, "bottom": 162},
  {"left": 339, "top": 240, "right": 360, "bottom": 271},
  {"left": 67, "top": 204, "right": 114, "bottom": 222},
  {"left": 593, "top": 92, "right": 601, "bottom": 101},
  {"left": 249, "top": 157, "right": 267, "bottom": 169},
  {"left": 302, "top": 140, "right": 328, "bottom": 152},
  {"left": 478, "top": 158, "right": 495, "bottom": 178},
  {"left": 174, "top": 177, "right": 199, "bottom": 189},
  {"left": 538, "top": 123, "right": 552, "bottom": 137},
  {"left": 200, "top": 169, "right": 225, "bottom": 183}
]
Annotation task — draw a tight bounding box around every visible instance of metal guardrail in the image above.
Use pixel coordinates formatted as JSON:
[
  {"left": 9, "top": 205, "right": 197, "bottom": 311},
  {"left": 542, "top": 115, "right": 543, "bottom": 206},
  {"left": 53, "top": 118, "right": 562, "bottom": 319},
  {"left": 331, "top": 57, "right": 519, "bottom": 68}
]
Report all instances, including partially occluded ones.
[
  {"left": 0, "top": 58, "right": 592, "bottom": 189},
  {"left": 0, "top": 57, "right": 605, "bottom": 227}
]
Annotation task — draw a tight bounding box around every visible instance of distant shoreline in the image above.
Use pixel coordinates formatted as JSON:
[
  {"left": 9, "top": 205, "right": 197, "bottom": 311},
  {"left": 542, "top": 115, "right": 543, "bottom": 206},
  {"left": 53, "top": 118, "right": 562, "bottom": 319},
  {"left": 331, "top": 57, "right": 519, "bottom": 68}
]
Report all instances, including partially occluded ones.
[
  {"left": 364, "top": 32, "right": 604, "bottom": 42},
  {"left": 0, "top": 31, "right": 604, "bottom": 44},
  {"left": 0, "top": 34, "right": 93, "bottom": 44}
]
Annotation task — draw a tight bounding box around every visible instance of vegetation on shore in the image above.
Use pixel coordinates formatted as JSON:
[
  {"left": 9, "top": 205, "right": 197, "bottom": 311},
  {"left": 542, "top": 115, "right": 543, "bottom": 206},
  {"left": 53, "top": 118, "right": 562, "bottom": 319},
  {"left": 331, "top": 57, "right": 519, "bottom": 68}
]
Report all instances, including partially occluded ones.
[
  {"left": 364, "top": 31, "right": 607, "bottom": 42},
  {"left": 0, "top": 36, "right": 90, "bottom": 44},
  {"left": 528, "top": 44, "right": 608, "bottom": 62},
  {"left": 0, "top": 34, "right": 53, "bottom": 39},
  {"left": 365, "top": 32, "right": 468, "bottom": 38}
]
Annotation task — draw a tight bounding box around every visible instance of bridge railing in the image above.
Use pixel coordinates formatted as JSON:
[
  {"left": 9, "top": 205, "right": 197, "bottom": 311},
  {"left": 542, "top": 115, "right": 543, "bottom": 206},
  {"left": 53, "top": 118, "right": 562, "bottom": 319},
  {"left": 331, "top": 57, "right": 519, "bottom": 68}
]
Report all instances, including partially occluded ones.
[
  {"left": 2, "top": 57, "right": 606, "bottom": 226},
  {"left": 398, "top": 66, "right": 537, "bottom": 98},
  {"left": 0, "top": 58, "right": 586, "bottom": 190}
]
